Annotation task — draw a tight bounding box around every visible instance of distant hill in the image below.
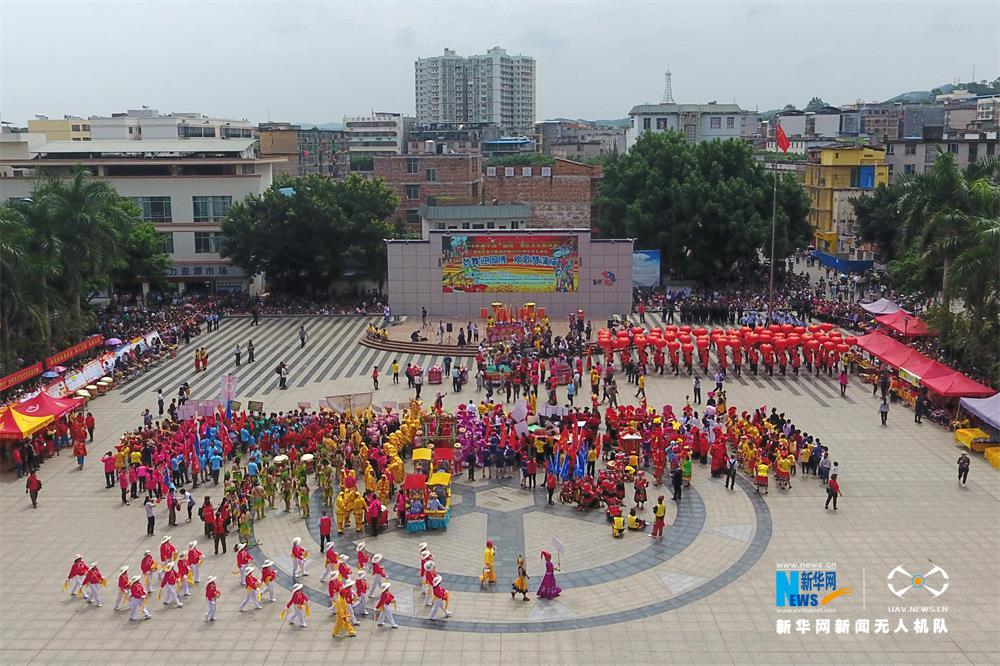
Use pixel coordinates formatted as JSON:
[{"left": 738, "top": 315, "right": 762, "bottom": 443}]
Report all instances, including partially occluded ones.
[
  {"left": 296, "top": 122, "right": 344, "bottom": 130},
  {"left": 542, "top": 117, "right": 630, "bottom": 127},
  {"left": 884, "top": 79, "right": 999, "bottom": 104}
]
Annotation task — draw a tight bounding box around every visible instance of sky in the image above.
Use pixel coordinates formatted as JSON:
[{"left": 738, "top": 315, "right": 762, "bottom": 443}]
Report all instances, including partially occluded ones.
[{"left": 1, "top": 0, "right": 998, "bottom": 126}]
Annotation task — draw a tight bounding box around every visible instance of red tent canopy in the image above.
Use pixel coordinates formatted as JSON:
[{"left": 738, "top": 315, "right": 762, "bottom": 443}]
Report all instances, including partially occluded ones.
[
  {"left": 922, "top": 372, "right": 995, "bottom": 398},
  {"left": 17, "top": 391, "right": 83, "bottom": 419},
  {"left": 875, "top": 311, "right": 931, "bottom": 337},
  {"left": 855, "top": 332, "right": 913, "bottom": 366}
]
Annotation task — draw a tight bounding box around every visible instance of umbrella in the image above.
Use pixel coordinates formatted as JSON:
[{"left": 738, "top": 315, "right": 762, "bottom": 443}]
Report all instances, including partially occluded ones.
[
  {"left": 105, "top": 338, "right": 122, "bottom": 346},
  {"left": 51, "top": 365, "right": 67, "bottom": 373},
  {"left": 41, "top": 371, "right": 61, "bottom": 379},
  {"left": 182, "top": 303, "right": 196, "bottom": 309}
]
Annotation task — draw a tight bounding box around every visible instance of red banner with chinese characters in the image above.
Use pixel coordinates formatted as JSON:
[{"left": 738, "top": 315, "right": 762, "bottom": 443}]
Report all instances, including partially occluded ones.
[
  {"left": 0, "top": 363, "right": 43, "bottom": 392},
  {"left": 45, "top": 335, "right": 104, "bottom": 369}
]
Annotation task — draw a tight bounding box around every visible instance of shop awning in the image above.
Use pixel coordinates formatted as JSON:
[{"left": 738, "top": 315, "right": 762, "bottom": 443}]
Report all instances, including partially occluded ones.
[
  {"left": 0, "top": 405, "right": 53, "bottom": 440},
  {"left": 959, "top": 393, "right": 1000, "bottom": 430},
  {"left": 922, "top": 372, "right": 995, "bottom": 398},
  {"left": 17, "top": 391, "right": 83, "bottom": 419},
  {"left": 875, "top": 311, "right": 931, "bottom": 336},
  {"left": 855, "top": 332, "right": 994, "bottom": 398}
]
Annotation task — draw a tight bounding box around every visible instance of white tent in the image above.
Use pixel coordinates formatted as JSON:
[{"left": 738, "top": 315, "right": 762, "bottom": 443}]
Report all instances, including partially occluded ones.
[
  {"left": 959, "top": 393, "right": 1000, "bottom": 431},
  {"left": 859, "top": 298, "right": 908, "bottom": 315}
]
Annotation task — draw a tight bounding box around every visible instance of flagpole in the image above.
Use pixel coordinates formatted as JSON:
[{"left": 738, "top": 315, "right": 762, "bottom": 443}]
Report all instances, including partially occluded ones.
[{"left": 768, "top": 160, "right": 777, "bottom": 326}]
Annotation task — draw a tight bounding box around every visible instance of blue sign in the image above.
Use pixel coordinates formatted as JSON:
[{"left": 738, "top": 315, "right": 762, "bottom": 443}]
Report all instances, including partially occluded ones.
[{"left": 633, "top": 250, "right": 661, "bottom": 287}]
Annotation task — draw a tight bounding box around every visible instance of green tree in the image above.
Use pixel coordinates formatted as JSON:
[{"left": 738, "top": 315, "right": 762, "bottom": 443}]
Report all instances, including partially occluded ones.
[
  {"left": 111, "top": 219, "right": 173, "bottom": 290},
  {"left": 595, "top": 132, "right": 811, "bottom": 280},
  {"left": 804, "top": 97, "right": 829, "bottom": 112},
  {"left": 852, "top": 183, "right": 905, "bottom": 261},
  {"left": 221, "top": 174, "right": 401, "bottom": 294}
]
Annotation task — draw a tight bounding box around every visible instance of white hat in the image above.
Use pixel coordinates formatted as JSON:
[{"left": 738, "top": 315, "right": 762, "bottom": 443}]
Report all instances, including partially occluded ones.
[
  {"left": 143, "top": 550, "right": 151, "bottom": 555},
  {"left": 74, "top": 554, "right": 84, "bottom": 560},
  {"left": 179, "top": 550, "right": 188, "bottom": 558},
  {"left": 189, "top": 540, "right": 198, "bottom": 548},
  {"left": 357, "top": 571, "right": 367, "bottom": 579},
  {"left": 292, "top": 537, "right": 302, "bottom": 546},
  {"left": 339, "top": 553, "right": 349, "bottom": 562},
  {"left": 244, "top": 566, "right": 255, "bottom": 574},
  {"left": 119, "top": 565, "right": 129, "bottom": 574},
  {"left": 89, "top": 561, "right": 98, "bottom": 568},
  {"left": 356, "top": 542, "right": 366, "bottom": 552},
  {"left": 372, "top": 553, "right": 383, "bottom": 564},
  {"left": 381, "top": 582, "right": 391, "bottom": 591},
  {"left": 235, "top": 542, "right": 245, "bottom": 552},
  {"left": 325, "top": 543, "right": 336, "bottom": 552},
  {"left": 418, "top": 542, "right": 428, "bottom": 551},
  {"left": 128, "top": 575, "right": 141, "bottom": 584},
  {"left": 206, "top": 576, "right": 217, "bottom": 584},
  {"left": 161, "top": 536, "right": 172, "bottom": 544},
  {"left": 424, "top": 561, "right": 435, "bottom": 571},
  {"left": 344, "top": 577, "right": 356, "bottom": 588},
  {"left": 263, "top": 560, "right": 274, "bottom": 568},
  {"left": 165, "top": 562, "right": 176, "bottom": 571},
  {"left": 292, "top": 583, "right": 304, "bottom": 592},
  {"left": 432, "top": 575, "right": 442, "bottom": 586}
]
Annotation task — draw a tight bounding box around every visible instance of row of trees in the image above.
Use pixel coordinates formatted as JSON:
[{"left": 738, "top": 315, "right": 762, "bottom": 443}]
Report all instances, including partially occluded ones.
[
  {"left": 0, "top": 169, "right": 171, "bottom": 369},
  {"left": 595, "top": 132, "right": 812, "bottom": 281},
  {"left": 853, "top": 152, "right": 999, "bottom": 379}
]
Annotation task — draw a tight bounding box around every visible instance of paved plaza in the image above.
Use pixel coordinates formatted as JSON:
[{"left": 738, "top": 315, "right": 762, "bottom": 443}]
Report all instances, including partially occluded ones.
[{"left": 2, "top": 315, "right": 998, "bottom": 665}]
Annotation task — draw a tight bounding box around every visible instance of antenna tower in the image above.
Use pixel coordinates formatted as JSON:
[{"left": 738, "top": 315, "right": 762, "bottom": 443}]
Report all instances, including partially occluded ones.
[{"left": 662, "top": 69, "right": 675, "bottom": 104}]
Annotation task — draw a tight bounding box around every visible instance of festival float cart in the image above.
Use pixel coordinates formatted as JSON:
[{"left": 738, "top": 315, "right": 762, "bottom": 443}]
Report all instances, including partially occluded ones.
[
  {"left": 411, "top": 447, "right": 433, "bottom": 476},
  {"left": 425, "top": 472, "right": 453, "bottom": 529},
  {"left": 427, "top": 366, "right": 443, "bottom": 385},
  {"left": 431, "top": 446, "right": 454, "bottom": 474},
  {"left": 402, "top": 473, "right": 428, "bottom": 534}
]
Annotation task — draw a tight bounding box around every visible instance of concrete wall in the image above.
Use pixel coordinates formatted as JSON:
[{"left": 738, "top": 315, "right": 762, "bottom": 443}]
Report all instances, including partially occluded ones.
[{"left": 387, "top": 231, "right": 633, "bottom": 318}]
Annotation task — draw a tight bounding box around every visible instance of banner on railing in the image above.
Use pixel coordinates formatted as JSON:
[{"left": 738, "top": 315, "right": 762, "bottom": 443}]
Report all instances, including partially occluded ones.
[{"left": 45, "top": 335, "right": 104, "bottom": 369}]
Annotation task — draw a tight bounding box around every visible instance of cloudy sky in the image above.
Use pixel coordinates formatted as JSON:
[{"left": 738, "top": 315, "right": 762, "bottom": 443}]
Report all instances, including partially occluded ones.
[{"left": 2, "top": 0, "right": 997, "bottom": 125}]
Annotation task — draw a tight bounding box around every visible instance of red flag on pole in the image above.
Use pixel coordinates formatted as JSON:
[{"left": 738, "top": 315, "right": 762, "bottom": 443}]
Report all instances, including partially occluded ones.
[{"left": 775, "top": 124, "right": 791, "bottom": 154}]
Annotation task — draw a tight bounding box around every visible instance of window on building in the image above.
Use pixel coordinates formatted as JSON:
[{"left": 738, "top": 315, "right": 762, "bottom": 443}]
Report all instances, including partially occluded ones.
[
  {"left": 192, "top": 196, "right": 232, "bottom": 223},
  {"left": 82, "top": 124, "right": 90, "bottom": 131},
  {"left": 726, "top": 116, "right": 735, "bottom": 129},
  {"left": 405, "top": 209, "right": 420, "bottom": 225},
  {"left": 684, "top": 125, "right": 697, "bottom": 143},
  {"left": 504, "top": 167, "right": 515, "bottom": 177},
  {"left": 510, "top": 221, "right": 520, "bottom": 230},
  {"left": 160, "top": 232, "right": 174, "bottom": 254},
  {"left": 194, "top": 232, "right": 224, "bottom": 254},
  {"left": 887, "top": 164, "right": 894, "bottom": 179},
  {"left": 947, "top": 143, "right": 959, "bottom": 154},
  {"left": 968, "top": 144, "right": 978, "bottom": 162},
  {"left": 426, "top": 168, "right": 437, "bottom": 182},
  {"left": 486, "top": 166, "right": 497, "bottom": 177},
  {"left": 710, "top": 117, "right": 722, "bottom": 129},
  {"left": 71, "top": 124, "right": 81, "bottom": 131},
  {"left": 655, "top": 118, "right": 668, "bottom": 130},
  {"left": 904, "top": 144, "right": 916, "bottom": 155},
  {"left": 461, "top": 222, "right": 471, "bottom": 230},
  {"left": 405, "top": 185, "right": 420, "bottom": 200},
  {"left": 426, "top": 196, "right": 437, "bottom": 206},
  {"left": 541, "top": 166, "right": 552, "bottom": 177},
  {"left": 486, "top": 221, "right": 495, "bottom": 229},
  {"left": 522, "top": 166, "right": 532, "bottom": 177},
  {"left": 130, "top": 196, "right": 173, "bottom": 223},
  {"left": 642, "top": 117, "right": 651, "bottom": 130},
  {"left": 987, "top": 142, "right": 996, "bottom": 156},
  {"left": 406, "top": 158, "right": 419, "bottom": 174},
  {"left": 886, "top": 144, "right": 894, "bottom": 155},
  {"left": 904, "top": 164, "right": 916, "bottom": 174},
  {"left": 471, "top": 182, "right": 479, "bottom": 198}
]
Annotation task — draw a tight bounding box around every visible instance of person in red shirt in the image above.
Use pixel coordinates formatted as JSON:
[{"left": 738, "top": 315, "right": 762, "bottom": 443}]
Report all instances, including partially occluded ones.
[
  {"left": 428, "top": 575, "right": 451, "bottom": 620},
  {"left": 187, "top": 541, "right": 203, "bottom": 583},
  {"left": 825, "top": 477, "right": 841, "bottom": 510},
  {"left": 159, "top": 535, "right": 176, "bottom": 566},
  {"left": 239, "top": 566, "right": 262, "bottom": 611},
  {"left": 291, "top": 536, "right": 308, "bottom": 578},
  {"left": 326, "top": 576, "right": 342, "bottom": 612},
  {"left": 72, "top": 439, "right": 88, "bottom": 470},
  {"left": 317, "top": 510, "right": 332, "bottom": 552},
  {"left": 260, "top": 560, "right": 278, "bottom": 602},
  {"left": 85, "top": 412, "right": 96, "bottom": 442},
  {"left": 235, "top": 542, "right": 253, "bottom": 586},
  {"left": 160, "top": 561, "right": 183, "bottom": 608},
  {"left": 369, "top": 553, "right": 386, "bottom": 596},
  {"left": 319, "top": 543, "right": 339, "bottom": 582},
  {"left": 372, "top": 366, "right": 379, "bottom": 390},
  {"left": 114, "top": 565, "right": 130, "bottom": 611},
  {"left": 283, "top": 583, "right": 309, "bottom": 627},
  {"left": 176, "top": 552, "right": 192, "bottom": 597},
  {"left": 65, "top": 554, "right": 87, "bottom": 597},
  {"left": 25, "top": 471, "right": 42, "bottom": 508},
  {"left": 83, "top": 562, "right": 105, "bottom": 607},
  {"left": 140, "top": 550, "right": 158, "bottom": 588},
  {"left": 353, "top": 571, "right": 370, "bottom": 616},
  {"left": 375, "top": 581, "right": 398, "bottom": 628},
  {"left": 128, "top": 575, "right": 150, "bottom": 621},
  {"left": 203, "top": 575, "right": 221, "bottom": 621}
]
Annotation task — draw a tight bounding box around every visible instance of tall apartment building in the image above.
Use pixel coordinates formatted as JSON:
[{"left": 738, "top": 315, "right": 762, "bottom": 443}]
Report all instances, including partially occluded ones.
[
  {"left": 415, "top": 47, "right": 536, "bottom": 133},
  {"left": 27, "top": 115, "right": 91, "bottom": 141},
  {"left": 0, "top": 139, "right": 281, "bottom": 293},
  {"left": 804, "top": 145, "right": 888, "bottom": 253},
  {"left": 344, "top": 112, "right": 413, "bottom": 155},
  {"left": 626, "top": 102, "right": 744, "bottom": 150},
  {"left": 88, "top": 108, "right": 254, "bottom": 141}
]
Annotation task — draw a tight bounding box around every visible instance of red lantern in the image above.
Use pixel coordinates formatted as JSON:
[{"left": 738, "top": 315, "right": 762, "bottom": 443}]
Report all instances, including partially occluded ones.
[
  {"left": 630, "top": 326, "right": 644, "bottom": 336},
  {"left": 678, "top": 333, "right": 692, "bottom": 344},
  {"left": 793, "top": 326, "right": 806, "bottom": 334},
  {"left": 807, "top": 324, "right": 821, "bottom": 333},
  {"left": 665, "top": 325, "right": 678, "bottom": 333},
  {"left": 652, "top": 337, "right": 667, "bottom": 349},
  {"left": 760, "top": 343, "right": 774, "bottom": 354},
  {"left": 679, "top": 325, "right": 692, "bottom": 333},
  {"left": 614, "top": 338, "right": 629, "bottom": 350},
  {"left": 667, "top": 341, "right": 681, "bottom": 352},
  {"left": 844, "top": 336, "right": 858, "bottom": 346},
  {"left": 681, "top": 343, "right": 694, "bottom": 355},
  {"left": 836, "top": 343, "right": 849, "bottom": 353},
  {"left": 820, "top": 322, "right": 834, "bottom": 332},
  {"left": 696, "top": 338, "right": 710, "bottom": 349}
]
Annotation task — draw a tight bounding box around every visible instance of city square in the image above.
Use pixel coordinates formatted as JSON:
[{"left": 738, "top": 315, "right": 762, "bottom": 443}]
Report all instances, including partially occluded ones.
[{"left": 1, "top": 2, "right": 999, "bottom": 664}]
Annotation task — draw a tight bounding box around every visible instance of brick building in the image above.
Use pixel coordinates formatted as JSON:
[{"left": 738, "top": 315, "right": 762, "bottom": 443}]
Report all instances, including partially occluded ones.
[
  {"left": 483, "top": 158, "right": 603, "bottom": 229},
  {"left": 373, "top": 153, "right": 483, "bottom": 230}
]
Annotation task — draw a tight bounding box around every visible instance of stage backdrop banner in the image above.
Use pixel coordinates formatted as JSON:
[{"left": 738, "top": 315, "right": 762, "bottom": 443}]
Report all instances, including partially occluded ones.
[
  {"left": 632, "top": 250, "right": 661, "bottom": 287},
  {"left": 441, "top": 234, "right": 579, "bottom": 293}
]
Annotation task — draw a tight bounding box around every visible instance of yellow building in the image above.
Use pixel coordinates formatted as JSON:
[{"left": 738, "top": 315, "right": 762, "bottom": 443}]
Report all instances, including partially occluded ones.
[
  {"left": 26, "top": 117, "right": 91, "bottom": 141},
  {"left": 804, "top": 145, "right": 888, "bottom": 252}
]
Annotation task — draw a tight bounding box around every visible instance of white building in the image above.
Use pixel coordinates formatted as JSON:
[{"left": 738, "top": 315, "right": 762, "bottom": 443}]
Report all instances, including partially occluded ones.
[
  {"left": 0, "top": 138, "right": 282, "bottom": 293},
  {"left": 88, "top": 108, "right": 254, "bottom": 141},
  {"left": 344, "top": 112, "right": 414, "bottom": 155},
  {"left": 626, "top": 102, "right": 745, "bottom": 150},
  {"left": 415, "top": 47, "right": 536, "bottom": 133}
]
